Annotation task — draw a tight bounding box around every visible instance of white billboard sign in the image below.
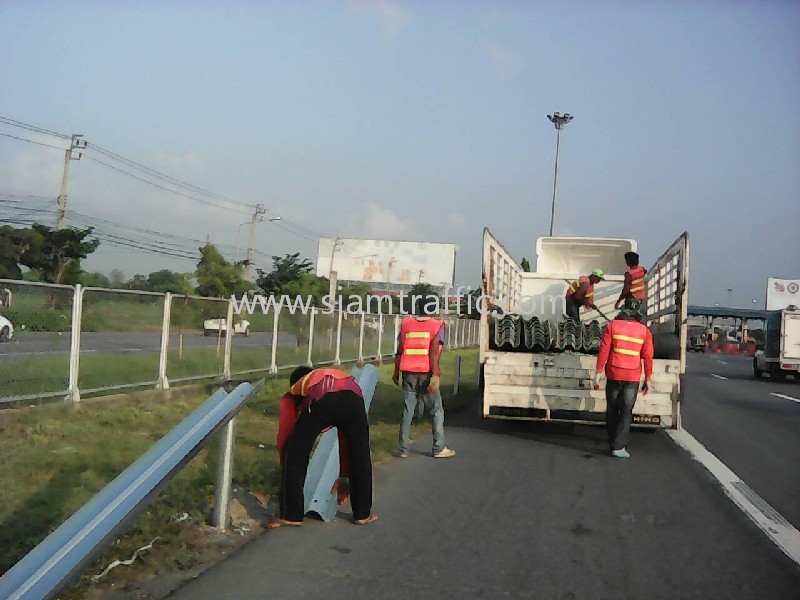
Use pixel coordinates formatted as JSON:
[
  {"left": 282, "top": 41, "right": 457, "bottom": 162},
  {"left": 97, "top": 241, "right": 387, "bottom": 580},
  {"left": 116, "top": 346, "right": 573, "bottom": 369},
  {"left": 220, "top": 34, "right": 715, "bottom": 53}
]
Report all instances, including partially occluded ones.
[
  {"left": 766, "top": 277, "right": 800, "bottom": 310},
  {"left": 316, "top": 237, "right": 457, "bottom": 287}
]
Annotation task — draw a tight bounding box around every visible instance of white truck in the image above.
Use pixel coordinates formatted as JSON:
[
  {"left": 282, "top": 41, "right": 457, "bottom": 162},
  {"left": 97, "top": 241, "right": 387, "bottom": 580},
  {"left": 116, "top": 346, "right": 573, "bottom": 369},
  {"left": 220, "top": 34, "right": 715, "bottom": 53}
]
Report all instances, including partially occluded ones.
[
  {"left": 753, "top": 306, "right": 800, "bottom": 381},
  {"left": 479, "top": 229, "right": 688, "bottom": 430},
  {"left": 203, "top": 318, "right": 251, "bottom": 337}
]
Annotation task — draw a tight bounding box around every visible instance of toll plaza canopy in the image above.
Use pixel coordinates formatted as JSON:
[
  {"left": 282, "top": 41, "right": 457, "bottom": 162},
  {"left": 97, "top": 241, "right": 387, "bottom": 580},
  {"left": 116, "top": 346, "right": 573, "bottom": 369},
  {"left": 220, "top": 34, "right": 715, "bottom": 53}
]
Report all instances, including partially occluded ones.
[{"left": 687, "top": 305, "right": 771, "bottom": 320}]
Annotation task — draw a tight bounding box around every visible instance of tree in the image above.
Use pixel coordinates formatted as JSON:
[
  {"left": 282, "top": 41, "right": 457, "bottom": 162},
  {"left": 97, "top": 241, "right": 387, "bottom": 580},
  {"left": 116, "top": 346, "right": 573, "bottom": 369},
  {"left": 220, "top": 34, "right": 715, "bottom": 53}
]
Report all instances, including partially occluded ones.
[
  {"left": 125, "top": 274, "right": 150, "bottom": 291},
  {"left": 195, "top": 243, "right": 250, "bottom": 298},
  {"left": 0, "top": 225, "right": 43, "bottom": 279},
  {"left": 80, "top": 272, "right": 111, "bottom": 287},
  {"left": 521, "top": 257, "right": 531, "bottom": 272},
  {"left": 110, "top": 268, "right": 126, "bottom": 287},
  {"left": 402, "top": 283, "right": 440, "bottom": 314},
  {"left": 147, "top": 269, "right": 193, "bottom": 294},
  {"left": 256, "top": 253, "right": 314, "bottom": 296},
  {"left": 22, "top": 224, "right": 100, "bottom": 285}
]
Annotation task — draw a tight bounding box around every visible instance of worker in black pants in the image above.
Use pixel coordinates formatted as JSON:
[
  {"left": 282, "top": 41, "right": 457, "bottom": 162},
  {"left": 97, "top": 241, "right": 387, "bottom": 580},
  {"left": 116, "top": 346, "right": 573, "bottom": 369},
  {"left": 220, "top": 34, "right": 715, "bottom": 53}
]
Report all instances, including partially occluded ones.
[{"left": 269, "top": 366, "right": 378, "bottom": 527}]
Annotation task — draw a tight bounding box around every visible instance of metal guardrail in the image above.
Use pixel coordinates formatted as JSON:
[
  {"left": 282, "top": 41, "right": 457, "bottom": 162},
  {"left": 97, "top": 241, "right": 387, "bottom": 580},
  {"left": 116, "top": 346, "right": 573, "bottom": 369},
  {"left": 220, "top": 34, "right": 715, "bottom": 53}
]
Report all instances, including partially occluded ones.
[{"left": 0, "top": 379, "right": 264, "bottom": 600}]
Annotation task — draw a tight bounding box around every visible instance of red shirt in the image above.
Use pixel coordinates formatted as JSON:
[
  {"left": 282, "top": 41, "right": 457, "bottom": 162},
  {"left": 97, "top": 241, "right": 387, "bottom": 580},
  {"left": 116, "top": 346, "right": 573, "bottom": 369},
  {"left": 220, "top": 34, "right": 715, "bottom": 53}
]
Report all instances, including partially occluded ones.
[
  {"left": 276, "top": 376, "right": 363, "bottom": 477},
  {"left": 595, "top": 319, "right": 654, "bottom": 382}
]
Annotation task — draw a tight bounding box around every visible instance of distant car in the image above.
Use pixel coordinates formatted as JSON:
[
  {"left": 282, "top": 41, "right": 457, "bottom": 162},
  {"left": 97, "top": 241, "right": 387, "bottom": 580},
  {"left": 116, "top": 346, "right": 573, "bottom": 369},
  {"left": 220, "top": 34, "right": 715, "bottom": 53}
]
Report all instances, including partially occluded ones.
[
  {"left": 0, "top": 314, "right": 13, "bottom": 342},
  {"left": 203, "top": 318, "right": 250, "bottom": 337},
  {"left": 688, "top": 334, "right": 706, "bottom": 353}
]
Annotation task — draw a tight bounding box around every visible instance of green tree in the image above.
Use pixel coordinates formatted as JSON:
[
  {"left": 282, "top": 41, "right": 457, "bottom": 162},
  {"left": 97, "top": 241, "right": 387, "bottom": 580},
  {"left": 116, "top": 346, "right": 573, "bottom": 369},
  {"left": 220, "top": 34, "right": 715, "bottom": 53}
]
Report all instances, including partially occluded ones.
[
  {"left": 521, "top": 257, "right": 531, "bottom": 272},
  {"left": 125, "top": 274, "right": 150, "bottom": 291},
  {"left": 147, "top": 269, "right": 193, "bottom": 294},
  {"left": 402, "top": 283, "right": 440, "bottom": 314},
  {"left": 80, "top": 272, "right": 112, "bottom": 287},
  {"left": 256, "top": 252, "right": 314, "bottom": 296},
  {"left": 195, "top": 243, "right": 250, "bottom": 298},
  {"left": 22, "top": 224, "right": 100, "bottom": 285},
  {"left": 0, "top": 225, "right": 43, "bottom": 279}
]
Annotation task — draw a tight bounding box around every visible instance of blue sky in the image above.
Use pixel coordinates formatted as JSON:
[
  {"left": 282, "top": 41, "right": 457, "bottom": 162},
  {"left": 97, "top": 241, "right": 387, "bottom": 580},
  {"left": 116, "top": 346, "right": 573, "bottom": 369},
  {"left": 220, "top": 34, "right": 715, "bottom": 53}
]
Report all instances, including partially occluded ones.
[{"left": 1, "top": 1, "right": 798, "bottom": 307}]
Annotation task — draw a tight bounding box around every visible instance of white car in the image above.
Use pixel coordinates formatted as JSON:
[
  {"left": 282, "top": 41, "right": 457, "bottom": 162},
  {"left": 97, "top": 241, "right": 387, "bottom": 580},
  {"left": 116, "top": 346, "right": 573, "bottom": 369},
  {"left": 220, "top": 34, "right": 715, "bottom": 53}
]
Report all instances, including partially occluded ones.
[
  {"left": 203, "top": 318, "right": 250, "bottom": 337},
  {"left": 0, "top": 314, "right": 13, "bottom": 342}
]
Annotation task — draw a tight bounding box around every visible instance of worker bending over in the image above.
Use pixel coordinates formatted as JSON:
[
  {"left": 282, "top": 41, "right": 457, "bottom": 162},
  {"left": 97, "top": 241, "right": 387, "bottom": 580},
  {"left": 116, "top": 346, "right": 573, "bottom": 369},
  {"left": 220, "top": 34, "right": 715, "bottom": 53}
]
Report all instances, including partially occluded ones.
[{"left": 565, "top": 269, "right": 604, "bottom": 321}]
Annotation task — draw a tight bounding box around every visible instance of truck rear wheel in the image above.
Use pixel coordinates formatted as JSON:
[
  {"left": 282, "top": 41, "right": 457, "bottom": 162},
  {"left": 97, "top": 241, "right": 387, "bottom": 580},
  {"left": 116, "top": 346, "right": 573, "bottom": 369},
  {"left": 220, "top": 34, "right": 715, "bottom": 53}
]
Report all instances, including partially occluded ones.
[
  {"left": 753, "top": 357, "right": 762, "bottom": 378},
  {"left": 769, "top": 363, "right": 786, "bottom": 382}
]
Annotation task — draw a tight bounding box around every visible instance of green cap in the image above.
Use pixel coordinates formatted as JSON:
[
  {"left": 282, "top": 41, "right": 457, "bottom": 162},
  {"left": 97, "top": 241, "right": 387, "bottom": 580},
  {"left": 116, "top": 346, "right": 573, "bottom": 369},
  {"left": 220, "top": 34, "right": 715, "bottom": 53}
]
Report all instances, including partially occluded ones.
[{"left": 591, "top": 268, "right": 605, "bottom": 278}]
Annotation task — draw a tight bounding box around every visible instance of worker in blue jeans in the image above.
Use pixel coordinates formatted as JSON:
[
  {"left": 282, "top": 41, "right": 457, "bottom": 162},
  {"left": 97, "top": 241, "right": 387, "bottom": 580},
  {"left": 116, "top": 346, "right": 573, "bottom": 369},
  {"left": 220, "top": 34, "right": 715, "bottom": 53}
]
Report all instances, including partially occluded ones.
[{"left": 391, "top": 299, "right": 455, "bottom": 459}]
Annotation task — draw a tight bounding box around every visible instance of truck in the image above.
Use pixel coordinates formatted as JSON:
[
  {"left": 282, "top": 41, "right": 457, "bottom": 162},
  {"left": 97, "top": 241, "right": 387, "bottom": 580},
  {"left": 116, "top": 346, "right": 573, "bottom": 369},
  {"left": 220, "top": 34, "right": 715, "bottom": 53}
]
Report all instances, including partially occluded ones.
[
  {"left": 203, "top": 318, "right": 251, "bottom": 337},
  {"left": 479, "top": 229, "right": 688, "bottom": 430},
  {"left": 752, "top": 306, "right": 800, "bottom": 381}
]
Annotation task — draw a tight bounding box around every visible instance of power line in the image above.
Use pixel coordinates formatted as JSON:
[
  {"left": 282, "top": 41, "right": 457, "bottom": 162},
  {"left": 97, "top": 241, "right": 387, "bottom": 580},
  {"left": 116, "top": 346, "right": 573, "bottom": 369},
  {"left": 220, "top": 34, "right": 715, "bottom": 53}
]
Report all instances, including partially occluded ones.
[
  {"left": 0, "top": 131, "right": 67, "bottom": 151},
  {"left": 0, "top": 116, "right": 72, "bottom": 140}
]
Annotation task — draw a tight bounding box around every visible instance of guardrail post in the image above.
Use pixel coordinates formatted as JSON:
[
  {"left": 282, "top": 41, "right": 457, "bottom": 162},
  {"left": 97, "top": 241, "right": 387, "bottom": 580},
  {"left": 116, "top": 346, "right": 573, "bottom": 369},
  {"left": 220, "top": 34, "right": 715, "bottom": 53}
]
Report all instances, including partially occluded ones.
[
  {"left": 358, "top": 313, "right": 365, "bottom": 364},
  {"left": 453, "top": 355, "right": 462, "bottom": 396},
  {"left": 377, "top": 312, "right": 384, "bottom": 363},
  {"left": 157, "top": 293, "right": 172, "bottom": 390},
  {"left": 334, "top": 309, "right": 343, "bottom": 365},
  {"left": 67, "top": 284, "right": 83, "bottom": 403},
  {"left": 223, "top": 299, "right": 234, "bottom": 381},
  {"left": 270, "top": 311, "right": 280, "bottom": 375},
  {"left": 307, "top": 308, "right": 316, "bottom": 367},
  {"left": 213, "top": 417, "right": 236, "bottom": 531}
]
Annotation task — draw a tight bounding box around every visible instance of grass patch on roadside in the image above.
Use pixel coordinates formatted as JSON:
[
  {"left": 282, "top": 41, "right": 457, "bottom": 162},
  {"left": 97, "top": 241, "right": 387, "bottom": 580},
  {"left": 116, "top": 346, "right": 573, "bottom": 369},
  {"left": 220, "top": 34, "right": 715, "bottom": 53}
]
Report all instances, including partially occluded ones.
[{"left": 0, "top": 349, "right": 479, "bottom": 598}]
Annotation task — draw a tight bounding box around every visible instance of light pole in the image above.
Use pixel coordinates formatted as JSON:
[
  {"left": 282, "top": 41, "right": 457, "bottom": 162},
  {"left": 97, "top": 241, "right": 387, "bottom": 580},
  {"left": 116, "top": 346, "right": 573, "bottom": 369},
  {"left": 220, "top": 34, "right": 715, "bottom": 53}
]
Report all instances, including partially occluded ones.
[{"left": 546, "top": 111, "right": 574, "bottom": 237}]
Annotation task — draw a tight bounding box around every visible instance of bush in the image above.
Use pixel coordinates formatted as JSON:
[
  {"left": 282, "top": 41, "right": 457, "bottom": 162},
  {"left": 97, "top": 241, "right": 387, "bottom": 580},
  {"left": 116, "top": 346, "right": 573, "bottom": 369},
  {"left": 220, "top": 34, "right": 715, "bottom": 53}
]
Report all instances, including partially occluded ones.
[{"left": 4, "top": 308, "right": 71, "bottom": 332}]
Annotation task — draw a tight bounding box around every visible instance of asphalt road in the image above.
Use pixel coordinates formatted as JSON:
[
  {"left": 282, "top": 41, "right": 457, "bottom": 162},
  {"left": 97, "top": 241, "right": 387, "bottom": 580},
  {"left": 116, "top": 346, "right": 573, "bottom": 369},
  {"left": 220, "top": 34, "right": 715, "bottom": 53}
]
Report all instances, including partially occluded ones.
[
  {"left": 167, "top": 353, "right": 800, "bottom": 600},
  {"left": 0, "top": 330, "right": 364, "bottom": 357}
]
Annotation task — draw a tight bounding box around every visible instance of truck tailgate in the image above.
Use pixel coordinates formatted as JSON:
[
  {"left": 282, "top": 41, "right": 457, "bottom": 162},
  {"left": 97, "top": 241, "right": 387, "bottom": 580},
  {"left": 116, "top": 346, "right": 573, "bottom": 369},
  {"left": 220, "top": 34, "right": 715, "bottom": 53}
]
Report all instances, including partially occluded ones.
[{"left": 782, "top": 313, "right": 800, "bottom": 362}]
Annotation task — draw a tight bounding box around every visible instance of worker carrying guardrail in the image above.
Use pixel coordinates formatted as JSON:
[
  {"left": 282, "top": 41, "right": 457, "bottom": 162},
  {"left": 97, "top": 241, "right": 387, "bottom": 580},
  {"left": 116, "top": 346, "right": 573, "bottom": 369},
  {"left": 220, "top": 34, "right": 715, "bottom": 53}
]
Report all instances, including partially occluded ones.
[
  {"left": 593, "top": 307, "right": 654, "bottom": 459},
  {"left": 268, "top": 366, "right": 378, "bottom": 528},
  {"left": 615, "top": 251, "right": 647, "bottom": 319},
  {"left": 565, "top": 269, "right": 605, "bottom": 320}
]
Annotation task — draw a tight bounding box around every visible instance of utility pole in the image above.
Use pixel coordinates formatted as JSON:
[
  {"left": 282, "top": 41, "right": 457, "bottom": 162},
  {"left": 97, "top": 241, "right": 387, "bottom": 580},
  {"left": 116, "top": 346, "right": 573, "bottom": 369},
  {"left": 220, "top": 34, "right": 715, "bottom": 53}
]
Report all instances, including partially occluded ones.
[
  {"left": 244, "top": 204, "right": 266, "bottom": 280},
  {"left": 546, "top": 112, "right": 574, "bottom": 237},
  {"left": 56, "top": 134, "right": 87, "bottom": 229}
]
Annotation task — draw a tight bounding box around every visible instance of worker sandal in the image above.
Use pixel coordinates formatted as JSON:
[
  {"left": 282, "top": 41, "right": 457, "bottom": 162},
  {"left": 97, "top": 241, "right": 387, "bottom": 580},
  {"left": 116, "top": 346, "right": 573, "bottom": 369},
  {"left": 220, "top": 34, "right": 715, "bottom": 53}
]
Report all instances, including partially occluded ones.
[
  {"left": 611, "top": 448, "right": 630, "bottom": 459},
  {"left": 433, "top": 447, "right": 455, "bottom": 458}
]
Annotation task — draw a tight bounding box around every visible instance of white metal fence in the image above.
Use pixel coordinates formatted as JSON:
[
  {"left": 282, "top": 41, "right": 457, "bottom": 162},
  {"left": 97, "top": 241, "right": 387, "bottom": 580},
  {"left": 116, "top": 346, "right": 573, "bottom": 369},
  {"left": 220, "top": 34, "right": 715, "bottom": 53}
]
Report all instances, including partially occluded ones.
[{"left": 0, "top": 279, "right": 480, "bottom": 404}]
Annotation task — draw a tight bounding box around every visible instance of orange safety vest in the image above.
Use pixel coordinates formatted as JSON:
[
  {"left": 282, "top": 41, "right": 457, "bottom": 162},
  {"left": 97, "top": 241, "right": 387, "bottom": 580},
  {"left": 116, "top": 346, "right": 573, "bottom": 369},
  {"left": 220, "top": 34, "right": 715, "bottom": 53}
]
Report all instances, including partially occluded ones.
[
  {"left": 289, "top": 368, "right": 353, "bottom": 397},
  {"left": 565, "top": 276, "right": 593, "bottom": 301},
  {"left": 609, "top": 319, "right": 648, "bottom": 370},
  {"left": 627, "top": 266, "right": 646, "bottom": 300},
  {"left": 398, "top": 317, "right": 443, "bottom": 373}
]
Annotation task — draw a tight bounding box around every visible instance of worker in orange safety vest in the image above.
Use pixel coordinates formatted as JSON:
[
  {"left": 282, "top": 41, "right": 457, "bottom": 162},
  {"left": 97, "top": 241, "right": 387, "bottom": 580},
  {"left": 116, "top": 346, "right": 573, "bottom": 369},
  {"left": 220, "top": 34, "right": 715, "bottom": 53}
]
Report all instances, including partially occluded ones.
[
  {"left": 614, "top": 252, "right": 647, "bottom": 320},
  {"left": 268, "top": 366, "right": 378, "bottom": 528},
  {"left": 392, "top": 294, "right": 455, "bottom": 459},
  {"left": 593, "top": 308, "right": 654, "bottom": 458},
  {"left": 564, "top": 269, "right": 604, "bottom": 321}
]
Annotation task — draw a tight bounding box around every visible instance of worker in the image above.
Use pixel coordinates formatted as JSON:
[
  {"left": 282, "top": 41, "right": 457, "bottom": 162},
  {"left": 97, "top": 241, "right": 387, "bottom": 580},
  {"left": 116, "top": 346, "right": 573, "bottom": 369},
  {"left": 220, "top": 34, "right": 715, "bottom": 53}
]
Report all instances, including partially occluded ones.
[
  {"left": 564, "top": 269, "right": 604, "bottom": 321},
  {"left": 392, "top": 295, "right": 455, "bottom": 459},
  {"left": 615, "top": 251, "right": 647, "bottom": 319},
  {"left": 593, "top": 308, "right": 654, "bottom": 458},
  {"left": 268, "top": 366, "right": 378, "bottom": 528}
]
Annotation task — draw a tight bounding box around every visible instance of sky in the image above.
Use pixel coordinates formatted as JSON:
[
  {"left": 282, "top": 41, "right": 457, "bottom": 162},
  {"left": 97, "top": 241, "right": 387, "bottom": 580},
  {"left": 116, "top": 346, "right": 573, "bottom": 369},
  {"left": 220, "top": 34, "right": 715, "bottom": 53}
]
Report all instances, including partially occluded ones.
[{"left": 1, "top": 0, "right": 798, "bottom": 308}]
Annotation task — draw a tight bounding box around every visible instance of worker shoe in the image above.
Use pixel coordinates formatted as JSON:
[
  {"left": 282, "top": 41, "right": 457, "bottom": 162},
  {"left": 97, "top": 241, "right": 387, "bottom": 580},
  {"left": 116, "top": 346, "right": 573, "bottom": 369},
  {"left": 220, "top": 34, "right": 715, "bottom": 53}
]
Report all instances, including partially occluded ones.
[
  {"left": 611, "top": 448, "right": 630, "bottom": 459},
  {"left": 392, "top": 449, "right": 408, "bottom": 458},
  {"left": 433, "top": 447, "right": 456, "bottom": 458}
]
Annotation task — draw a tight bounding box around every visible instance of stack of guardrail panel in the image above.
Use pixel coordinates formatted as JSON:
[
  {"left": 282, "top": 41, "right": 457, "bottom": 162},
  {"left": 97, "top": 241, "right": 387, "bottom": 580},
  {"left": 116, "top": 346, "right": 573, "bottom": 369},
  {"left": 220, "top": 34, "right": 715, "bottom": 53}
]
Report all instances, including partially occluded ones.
[
  {"left": 493, "top": 313, "right": 522, "bottom": 350},
  {"left": 582, "top": 319, "right": 604, "bottom": 354},
  {"left": 490, "top": 314, "right": 606, "bottom": 354}
]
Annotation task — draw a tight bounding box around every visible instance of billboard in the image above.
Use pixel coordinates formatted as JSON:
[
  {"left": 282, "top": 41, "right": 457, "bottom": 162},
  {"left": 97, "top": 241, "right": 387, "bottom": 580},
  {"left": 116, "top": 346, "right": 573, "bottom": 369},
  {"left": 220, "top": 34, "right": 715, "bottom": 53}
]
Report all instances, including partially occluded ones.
[
  {"left": 316, "top": 237, "right": 457, "bottom": 287},
  {"left": 766, "top": 278, "right": 800, "bottom": 310}
]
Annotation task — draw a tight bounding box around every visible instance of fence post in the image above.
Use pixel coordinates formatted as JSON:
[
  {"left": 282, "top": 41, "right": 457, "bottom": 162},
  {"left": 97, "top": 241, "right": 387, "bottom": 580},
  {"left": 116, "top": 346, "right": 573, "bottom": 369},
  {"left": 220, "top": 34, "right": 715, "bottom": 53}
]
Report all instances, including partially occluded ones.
[
  {"left": 223, "top": 298, "right": 234, "bottom": 381},
  {"left": 453, "top": 355, "right": 462, "bottom": 396},
  {"left": 377, "top": 312, "right": 384, "bottom": 363},
  {"left": 157, "top": 293, "right": 172, "bottom": 390},
  {"left": 270, "top": 311, "right": 280, "bottom": 375},
  {"left": 67, "top": 284, "right": 83, "bottom": 403},
  {"left": 447, "top": 317, "right": 453, "bottom": 349},
  {"left": 393, "top": 314, "right": 400, "bottom": 354},
  {"left": 334, "top": 309, "right": 343, "bottom": 365},
  {"left": 213, "top": 417, "right": 236, "bottom": 531},
  {"left": 358, "top": 313, "right": 365, "bottom": 364},
  {"left": 307, "top": 308, "right": 316, "bottom": 367}
]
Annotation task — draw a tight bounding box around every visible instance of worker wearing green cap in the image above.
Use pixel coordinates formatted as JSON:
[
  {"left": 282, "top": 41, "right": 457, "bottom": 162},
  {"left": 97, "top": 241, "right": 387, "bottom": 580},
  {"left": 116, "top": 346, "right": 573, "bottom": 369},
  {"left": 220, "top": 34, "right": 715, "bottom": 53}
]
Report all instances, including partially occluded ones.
[{"left": 564, "top": 269, "right": 605, "bottom": 321}]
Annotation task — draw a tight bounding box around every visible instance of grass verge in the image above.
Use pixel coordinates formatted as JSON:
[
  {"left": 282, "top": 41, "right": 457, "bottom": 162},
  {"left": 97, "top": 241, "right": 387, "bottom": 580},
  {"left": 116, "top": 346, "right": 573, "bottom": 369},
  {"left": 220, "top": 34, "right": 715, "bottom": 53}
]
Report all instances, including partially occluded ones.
[{"left": 0, "top": 349, "right": 480, "bottom": 598}]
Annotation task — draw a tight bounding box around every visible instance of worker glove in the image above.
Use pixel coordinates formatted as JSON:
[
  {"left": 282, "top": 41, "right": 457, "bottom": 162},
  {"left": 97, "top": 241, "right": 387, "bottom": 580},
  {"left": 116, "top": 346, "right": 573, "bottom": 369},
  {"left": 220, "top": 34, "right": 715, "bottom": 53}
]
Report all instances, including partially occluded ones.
[
  {"left": 427, "top": 375, "right": 440, "bottom": 394},
  {"left": 592, "top": 374, "right": 602, "bottom": 390}
]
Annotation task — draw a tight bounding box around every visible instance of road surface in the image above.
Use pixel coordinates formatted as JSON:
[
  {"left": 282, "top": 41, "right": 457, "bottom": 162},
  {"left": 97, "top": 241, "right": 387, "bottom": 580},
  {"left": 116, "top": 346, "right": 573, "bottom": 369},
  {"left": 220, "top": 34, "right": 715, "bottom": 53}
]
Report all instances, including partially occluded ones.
[{"left": 167, "top": 352, "right": 800, "bottom": 599}]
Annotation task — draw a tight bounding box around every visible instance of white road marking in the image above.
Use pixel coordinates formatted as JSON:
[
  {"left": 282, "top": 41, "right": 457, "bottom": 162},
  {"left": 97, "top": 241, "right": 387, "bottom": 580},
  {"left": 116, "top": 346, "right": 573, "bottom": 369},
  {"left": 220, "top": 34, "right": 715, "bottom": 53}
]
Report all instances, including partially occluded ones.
[
  {"left": 718, "top": 360, "right": 729, "bottom": 365},
  {"left": 668, "top": 429, "right": 800, "bottom": 567},
  {"left": 710, "top": 374, "right": 728, "bottom": 380},
  {"left": 770, "top": 392, "right": 800, "bottom": 405}
]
